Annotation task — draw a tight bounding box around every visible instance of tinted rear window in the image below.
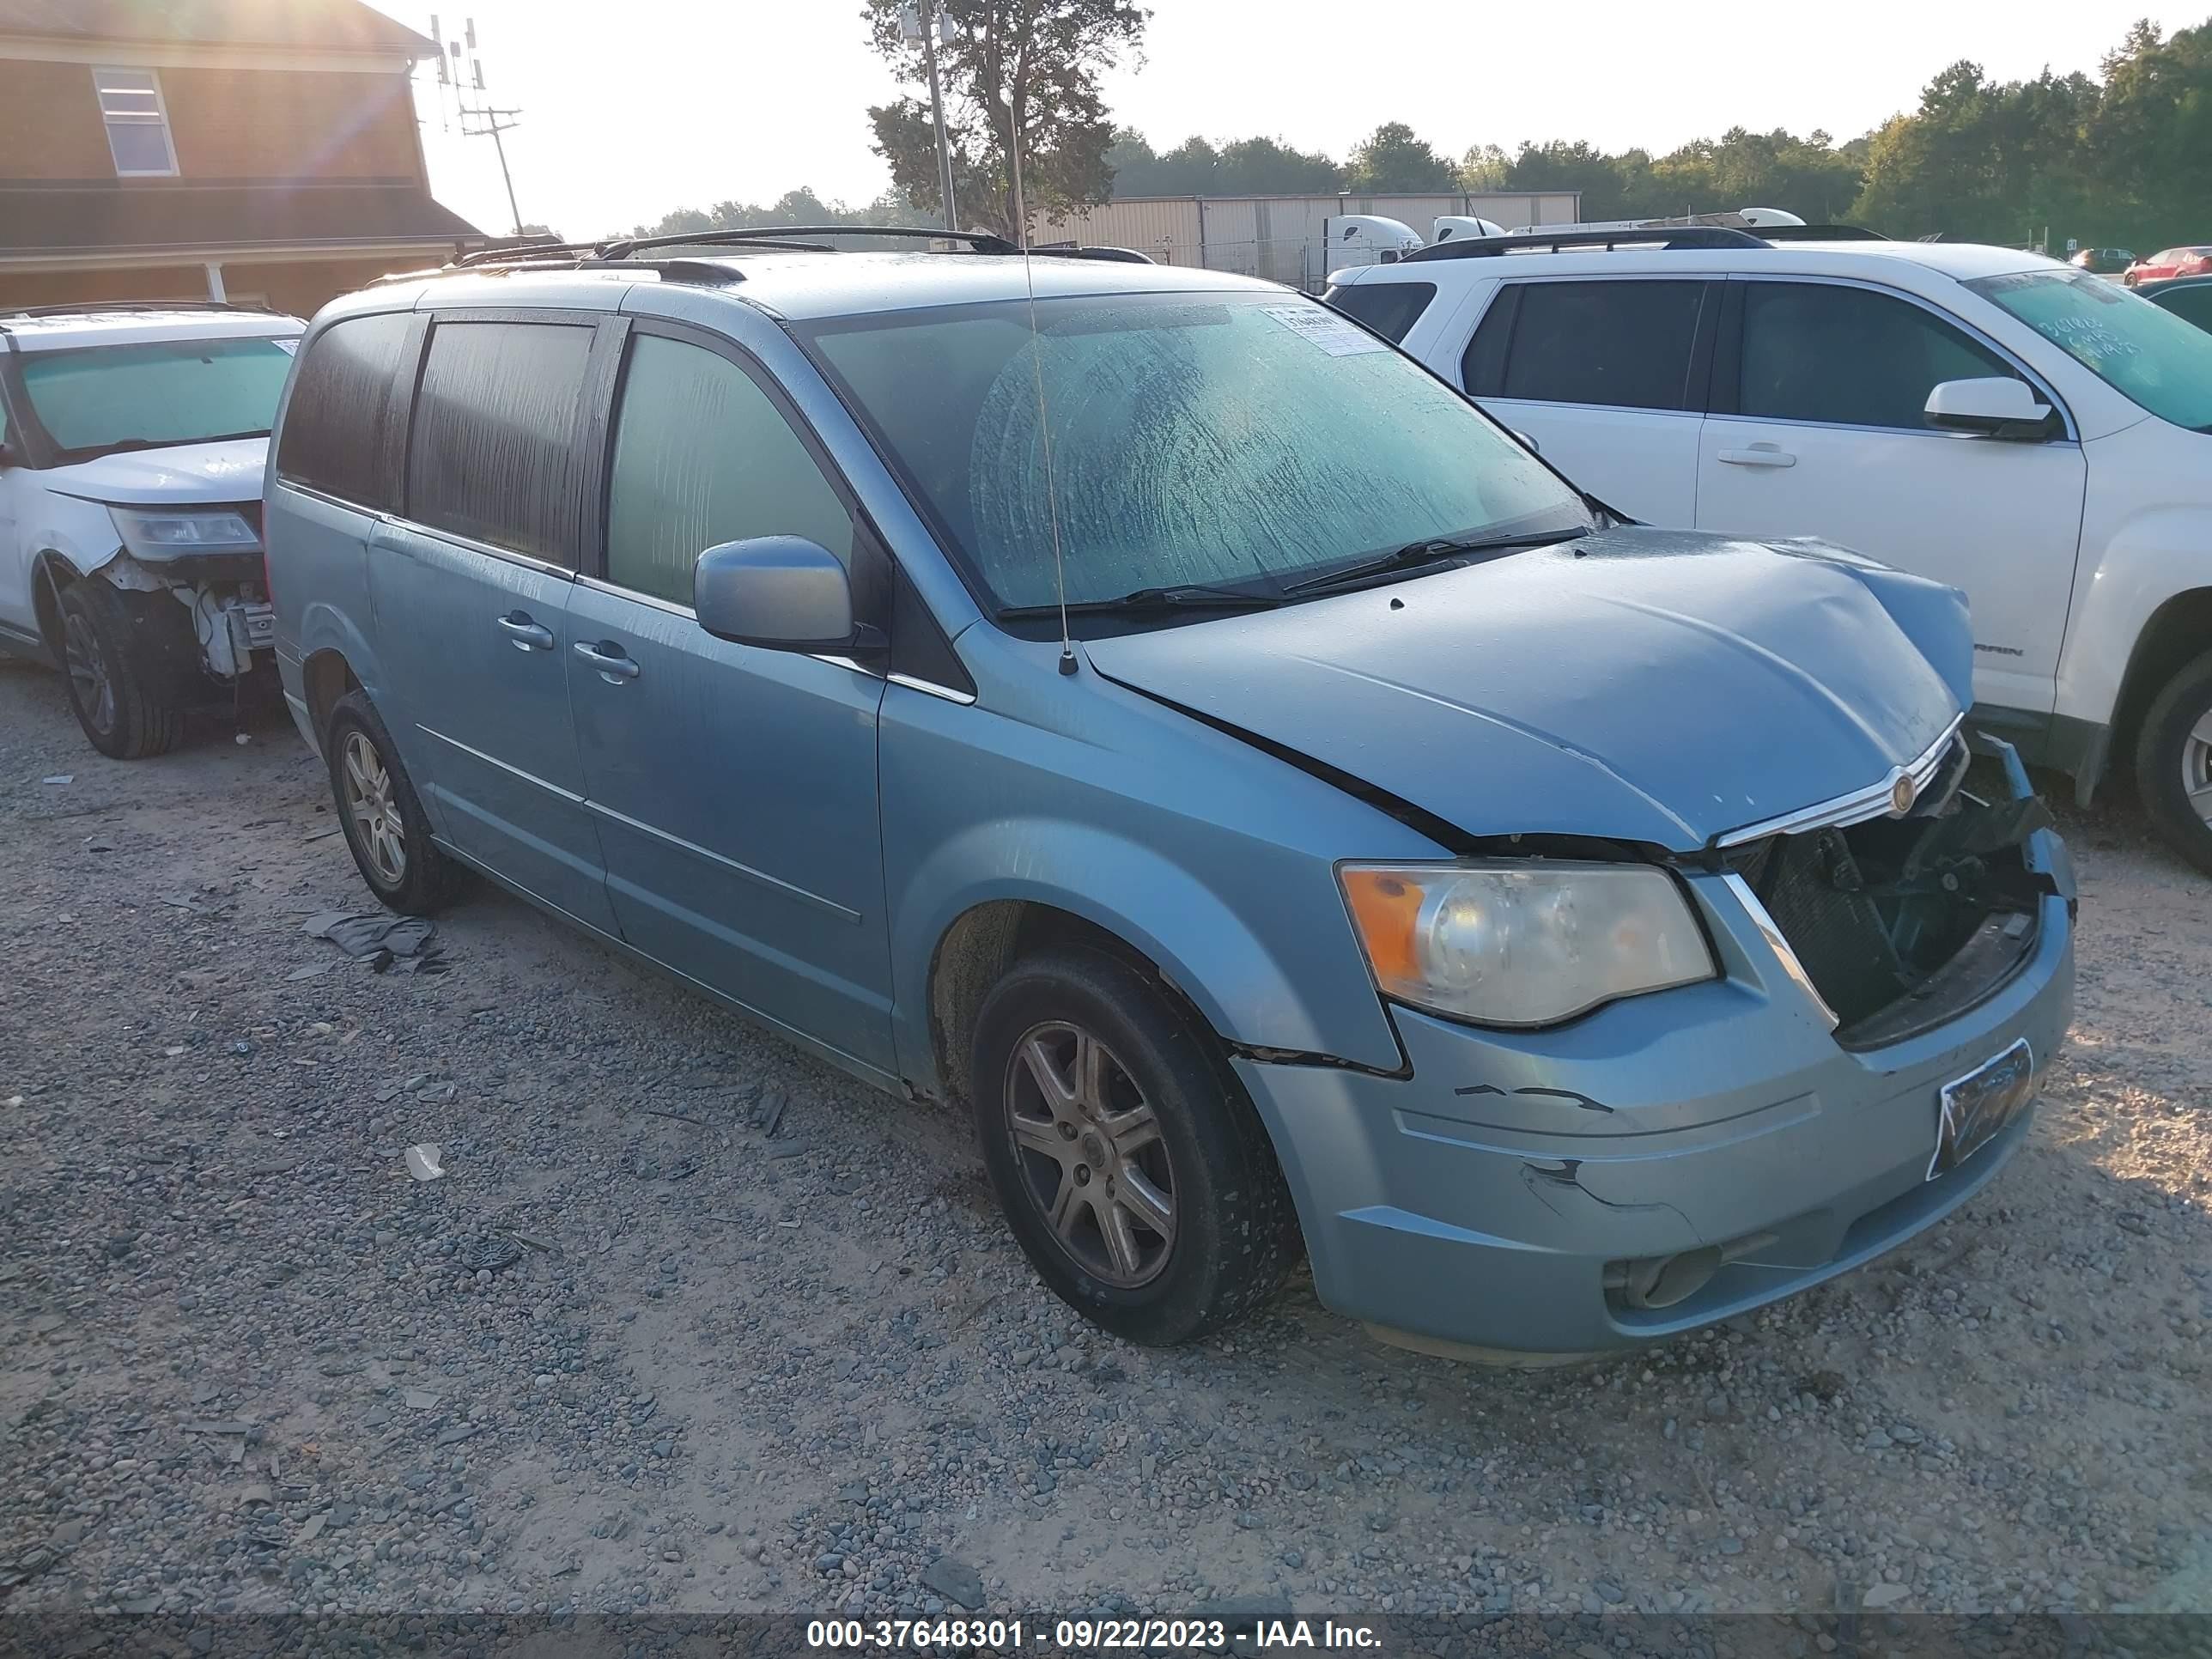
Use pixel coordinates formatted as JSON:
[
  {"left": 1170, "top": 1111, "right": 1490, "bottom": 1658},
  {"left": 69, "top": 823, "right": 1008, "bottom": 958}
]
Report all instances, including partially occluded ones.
[
  {"left": 1324, "top": 281, "right": 1437, "bottom": 345},
  {"left": 1468, "top": 279, "right": 1708, "bottom": 410},
  {"left": 407, "top": 319, "right": 593, "bottom": 565},
  {"left": 276, "top": 312, "right": 412, "bottom": 509}
]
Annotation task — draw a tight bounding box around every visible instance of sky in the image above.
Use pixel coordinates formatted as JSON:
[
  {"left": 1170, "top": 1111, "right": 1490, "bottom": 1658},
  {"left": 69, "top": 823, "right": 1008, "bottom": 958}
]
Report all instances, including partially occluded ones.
[{"left": 388, "top": 0, "right": 2190, "bottom": 240}]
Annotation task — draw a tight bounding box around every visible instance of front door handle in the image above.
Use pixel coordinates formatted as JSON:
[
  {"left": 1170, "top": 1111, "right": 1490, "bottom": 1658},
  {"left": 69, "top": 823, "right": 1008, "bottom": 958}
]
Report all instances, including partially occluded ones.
[
  {"left": 1717, "top": 444, "right": 1797, "bottom": 468},
  {"left": 496, "top": 611, "right": 556, "bottom": 651},
  {"left": 574, "top": 640, "right": 641, "bottom": 684}
]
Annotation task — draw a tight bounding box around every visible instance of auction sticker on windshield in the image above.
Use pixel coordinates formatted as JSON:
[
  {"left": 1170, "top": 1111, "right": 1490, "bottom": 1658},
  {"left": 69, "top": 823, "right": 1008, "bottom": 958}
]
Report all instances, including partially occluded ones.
[{"left": 1262, "top": 304, "right": 1389, "bottom": 356}]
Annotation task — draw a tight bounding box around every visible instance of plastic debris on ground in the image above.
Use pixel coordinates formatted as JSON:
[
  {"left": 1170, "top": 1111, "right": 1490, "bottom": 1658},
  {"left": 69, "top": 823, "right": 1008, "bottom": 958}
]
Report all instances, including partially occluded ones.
[
  {"left": 404, "top": 1144, "right": 444, "bottom": 1182},
  {"left": 301, "top": 911, "right": 447, "bottom": 975}
]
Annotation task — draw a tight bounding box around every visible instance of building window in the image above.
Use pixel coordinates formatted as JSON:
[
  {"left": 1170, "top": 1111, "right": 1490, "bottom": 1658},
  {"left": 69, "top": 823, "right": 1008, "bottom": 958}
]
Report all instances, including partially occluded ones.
[{"left": 94, "top": 67, "right": 179, "bottom": 177}]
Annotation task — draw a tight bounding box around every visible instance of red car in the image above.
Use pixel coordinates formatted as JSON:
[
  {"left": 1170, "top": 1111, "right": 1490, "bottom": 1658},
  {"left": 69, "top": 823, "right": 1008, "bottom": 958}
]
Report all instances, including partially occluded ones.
[{"left": 2124, "top": 245, "right": 2212, "bottom": 287}]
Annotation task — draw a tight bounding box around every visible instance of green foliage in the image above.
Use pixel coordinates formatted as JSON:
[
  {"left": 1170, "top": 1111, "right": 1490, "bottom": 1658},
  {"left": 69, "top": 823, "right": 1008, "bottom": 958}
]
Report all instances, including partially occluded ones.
[
  {"left": 860, "top": 0, "right": 1150, "bottom": 241},
  {"left": 1106, "top": 129, "right": 1344, "bottom": 195},
  {"left": 621, "top": 190, "right": 933, "bottom": 246},
  {"left": 1343, "top": 122, "right": 1458, "bottom": 193}
]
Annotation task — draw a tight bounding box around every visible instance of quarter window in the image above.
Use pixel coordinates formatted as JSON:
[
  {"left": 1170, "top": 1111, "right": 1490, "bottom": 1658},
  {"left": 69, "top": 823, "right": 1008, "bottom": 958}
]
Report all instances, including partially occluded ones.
[
  {"left": 1737, "top": 282, "right": 2018, "bottom": 431},
  {"left": 94, "top": 68, "right": 178, "bottom": 177},
  {"left": 276, "top": 313, "right": 414, "bottom": 510},
  {"left": 408, "top": 320, "right": 594, "bottom": 565},
  {"left": 604, "top": 333, "right": 854, "bottom": 609},
  {"left": 1467, "top": 280, "right": 1708, "bottom": 411},
  {"left": 1324, "top": 281, "right": 1437, "bottom": 345}
]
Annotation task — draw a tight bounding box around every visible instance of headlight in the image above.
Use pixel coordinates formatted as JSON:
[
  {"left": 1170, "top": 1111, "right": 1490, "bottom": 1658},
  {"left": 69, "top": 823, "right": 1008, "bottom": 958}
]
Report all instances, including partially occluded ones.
[
  {"left": 110, "top": 507, "right": 259, "bottom": 559},
  {"left": 1339, "top": 860, "right": 1716, "bottom": 1027}
]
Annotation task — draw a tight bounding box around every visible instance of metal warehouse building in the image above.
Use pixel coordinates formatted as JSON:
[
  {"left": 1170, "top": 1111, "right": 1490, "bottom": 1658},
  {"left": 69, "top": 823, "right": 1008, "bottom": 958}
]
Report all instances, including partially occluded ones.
[{"left": 1034, "top": 191, "right": 1584, "bottom": 289}]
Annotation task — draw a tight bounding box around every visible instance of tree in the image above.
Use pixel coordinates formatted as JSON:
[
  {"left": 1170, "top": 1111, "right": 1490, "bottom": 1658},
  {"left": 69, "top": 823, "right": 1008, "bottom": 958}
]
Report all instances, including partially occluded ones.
[
  {"left": 1343, "top": 122, "right": 1457, "bottom": 192},
  {"left": 1106, "top": 130, "right": 1342, "bottom": 195},
  {"left": 861, "top": 0, "right": 1150, "bottom": 242},
  {"left": 621, "top": 190, "right": 933, "bottom": 245}
]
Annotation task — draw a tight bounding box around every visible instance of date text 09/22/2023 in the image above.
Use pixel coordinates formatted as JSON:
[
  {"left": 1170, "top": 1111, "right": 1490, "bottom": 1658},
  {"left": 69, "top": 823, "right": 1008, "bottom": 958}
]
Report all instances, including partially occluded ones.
[{"left": 804, "top": 1617, "right": 1386, "bottom": 1650}]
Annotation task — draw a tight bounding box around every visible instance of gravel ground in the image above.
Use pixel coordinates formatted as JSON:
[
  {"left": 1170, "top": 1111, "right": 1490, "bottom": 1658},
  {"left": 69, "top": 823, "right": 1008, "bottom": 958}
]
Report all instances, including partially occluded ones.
[{"left": 2, "top": 654, "right": 2208, "bottom": 1626}]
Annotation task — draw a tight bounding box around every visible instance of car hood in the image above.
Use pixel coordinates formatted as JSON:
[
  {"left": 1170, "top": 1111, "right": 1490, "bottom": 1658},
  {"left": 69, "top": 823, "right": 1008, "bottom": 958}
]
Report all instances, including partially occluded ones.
[
  {"left": 46, "top": 438, "right": 269, "bottom": 506},
  {"left": 1084, "top": 528, "right": 1972, "bottom": 852}
]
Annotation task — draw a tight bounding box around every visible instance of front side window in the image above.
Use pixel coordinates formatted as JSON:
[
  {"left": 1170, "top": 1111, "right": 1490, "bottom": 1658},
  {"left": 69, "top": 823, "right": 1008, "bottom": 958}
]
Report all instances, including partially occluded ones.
[
  {"left": 275, "top": 312, "right": 414, "bottom": 510},
  {"left": 1969, "top": 269, "right": 2212, "bottom": 432},
  {"left": 804, "top": 292, "right": 1583, "bottom": 613},
  {"left": 1468, "top": 280, "right": 1708, "bottom": 411},
  {"left": 1738, "top": 282, "right": 2017, "bottom": 430},
  {"left": 1323, "top": 281, "right": 1437, "bottom": 345},
  {"left": 604, "top": 334, "right": 854, "bottom": 607},
  {"left": 20, "top": 337, "right": 295, "bottom": 460},
  {"left": 94, "top": 67, "right": 177, "bottom": 176},
  {"left": 408, "top": 319, "right": 593, "bottom": 564}
]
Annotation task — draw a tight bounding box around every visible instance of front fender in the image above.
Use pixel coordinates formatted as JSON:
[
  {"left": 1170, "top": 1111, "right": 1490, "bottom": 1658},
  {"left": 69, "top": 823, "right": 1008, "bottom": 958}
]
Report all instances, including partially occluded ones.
[
  {"left": 2056, "top": 503, "right": 2212, "bottom": 729},
  {"left": 890, "top": 817, "right": 1402, "bottom": 1096}
]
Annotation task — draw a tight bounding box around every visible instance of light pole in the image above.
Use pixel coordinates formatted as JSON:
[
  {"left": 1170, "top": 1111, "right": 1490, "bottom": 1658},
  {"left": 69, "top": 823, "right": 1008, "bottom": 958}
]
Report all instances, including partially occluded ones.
[{"left": 903, "top": 2, "right": 959, "bottom": 232}]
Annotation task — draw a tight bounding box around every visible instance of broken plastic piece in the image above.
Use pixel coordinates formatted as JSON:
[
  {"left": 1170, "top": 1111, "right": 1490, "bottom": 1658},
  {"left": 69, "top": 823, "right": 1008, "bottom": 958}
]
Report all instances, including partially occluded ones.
[{"left": 404, "top": 1144, "right": 444, "bottom": 1182}]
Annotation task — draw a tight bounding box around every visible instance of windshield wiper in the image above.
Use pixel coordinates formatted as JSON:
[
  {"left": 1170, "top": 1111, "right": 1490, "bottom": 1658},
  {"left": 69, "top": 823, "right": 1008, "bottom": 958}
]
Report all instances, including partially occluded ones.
[
  {"left": 59, "top": 428, "right": 270, "bottom": 463},
  {"left": 1280, "top": 527, "right": 1588, "bottom": 597},
  {"left": 998, "top": 582, "right": 1283, "bottom": 619}
]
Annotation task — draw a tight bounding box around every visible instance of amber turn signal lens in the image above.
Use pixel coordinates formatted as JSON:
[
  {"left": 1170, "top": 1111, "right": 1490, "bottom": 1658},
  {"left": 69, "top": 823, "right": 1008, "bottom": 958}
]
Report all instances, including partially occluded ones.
[{"left": 1340, "top": 867, "right": 1423, "bottom": 983}]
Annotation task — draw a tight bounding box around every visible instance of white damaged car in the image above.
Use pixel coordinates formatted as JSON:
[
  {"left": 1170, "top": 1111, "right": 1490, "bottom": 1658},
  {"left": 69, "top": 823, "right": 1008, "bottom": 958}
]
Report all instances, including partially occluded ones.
[{"left": 0, "top": 303, "right": 302, "bottom": 757}]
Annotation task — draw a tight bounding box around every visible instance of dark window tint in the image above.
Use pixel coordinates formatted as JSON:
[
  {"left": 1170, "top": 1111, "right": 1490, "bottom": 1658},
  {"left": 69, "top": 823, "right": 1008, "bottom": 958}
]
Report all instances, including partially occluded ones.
[
  {"left": 2153, "top": 283, "right": 2212, "bottom": 333},
  {"left": 1325, "top": 281, "right": 1437, "bottom": 344},
  {"left": 408, "top": 319, "right": 592, "bottom": 563},
  {"left": 276, "top": 313, "right": 412, "bottom": 508},
  {"left": 604, "top": 334, "right": 854, "bottom": 607},
  {"left": 1739, "top": 283, "right": 2015, "bottom": 430},
  {"left": 1479, "top": 280, "right": 1706, "bottom": 410}
]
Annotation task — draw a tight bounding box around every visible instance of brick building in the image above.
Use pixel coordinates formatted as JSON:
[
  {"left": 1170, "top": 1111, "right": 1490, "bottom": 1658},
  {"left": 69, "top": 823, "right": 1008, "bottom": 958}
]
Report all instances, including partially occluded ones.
[{"left": 0, "top": 0, "right": 485, "bottom": 318}]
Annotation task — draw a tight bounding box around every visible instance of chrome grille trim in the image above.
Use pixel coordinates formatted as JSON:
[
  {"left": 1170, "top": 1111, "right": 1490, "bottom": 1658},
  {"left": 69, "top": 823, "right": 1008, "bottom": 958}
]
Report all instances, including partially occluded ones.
[
  {"left": 1720, "top": 872, "right": 1841, "bottom": 1031},
  {"left": 1715, "top": 714, "right": 1966, "bottom": 849}
]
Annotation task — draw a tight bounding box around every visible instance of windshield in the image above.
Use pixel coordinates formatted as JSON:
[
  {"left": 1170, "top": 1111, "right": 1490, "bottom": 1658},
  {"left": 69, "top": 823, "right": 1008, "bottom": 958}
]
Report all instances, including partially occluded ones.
[
  {"left": 21, "top": 336, "right": 298, "bottom": 459},
  {"left": 1966, "top": 270, "right": 2212, "bottom": 432},
  {"left": 801, "top": 292, "right": 1586, "bottom": 612}
]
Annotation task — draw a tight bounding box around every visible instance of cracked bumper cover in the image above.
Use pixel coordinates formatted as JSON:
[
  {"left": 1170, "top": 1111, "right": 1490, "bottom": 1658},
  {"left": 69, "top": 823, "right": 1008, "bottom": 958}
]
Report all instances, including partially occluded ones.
[{"left": 1237, "top": 805, "right": 2074, "bottom": 1356}]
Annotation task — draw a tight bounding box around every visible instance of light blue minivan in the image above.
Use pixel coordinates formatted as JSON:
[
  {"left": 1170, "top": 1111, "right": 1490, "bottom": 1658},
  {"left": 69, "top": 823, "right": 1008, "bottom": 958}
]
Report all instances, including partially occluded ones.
[{"left": 265, "top": 229, "right": 2074, "bottom": 1355}]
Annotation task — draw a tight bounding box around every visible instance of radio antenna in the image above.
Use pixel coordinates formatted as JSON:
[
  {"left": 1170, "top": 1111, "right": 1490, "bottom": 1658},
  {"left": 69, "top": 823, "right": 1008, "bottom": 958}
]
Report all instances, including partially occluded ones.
[{"left": 1009, "top": 122, "right": 1076, "bottom": 675}]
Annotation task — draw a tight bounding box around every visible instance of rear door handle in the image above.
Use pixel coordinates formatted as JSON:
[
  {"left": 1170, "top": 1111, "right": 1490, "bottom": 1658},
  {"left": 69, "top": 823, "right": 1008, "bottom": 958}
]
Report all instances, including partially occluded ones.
[
  {"left": 496, "top": 611, "right": 556, "bottom": 651},
  {"left": 1717, "top": 445, "right": 1797, "bottom": 468},
  {"left": 574, "top": 640, "right": 641, "bottom": 684}
]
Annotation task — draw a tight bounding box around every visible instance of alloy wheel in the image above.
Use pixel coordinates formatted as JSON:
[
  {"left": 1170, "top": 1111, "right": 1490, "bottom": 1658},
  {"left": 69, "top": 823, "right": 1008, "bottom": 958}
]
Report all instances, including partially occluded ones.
[
  {"left": 342, "top": 731, "right": 407, "bottom": 885},
  {"left": 2184, "top": 706, "right": 2212, "bottom": 830},
  {"left": 62, "top": 611, "right": 115, "bottom": 735},
  {"left": 1002, "top": 1020, "right": 1176, "bottom": 1288}
]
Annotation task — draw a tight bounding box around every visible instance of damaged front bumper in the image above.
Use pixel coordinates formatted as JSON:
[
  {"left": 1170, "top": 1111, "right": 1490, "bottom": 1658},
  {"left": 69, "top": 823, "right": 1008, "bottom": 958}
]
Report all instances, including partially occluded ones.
[
  {"left": 92, "top": 549, "right": 275, "bottom": 684},
  {"left": 1239, "top": 738, "right": 2075, "bottom": 1358}
]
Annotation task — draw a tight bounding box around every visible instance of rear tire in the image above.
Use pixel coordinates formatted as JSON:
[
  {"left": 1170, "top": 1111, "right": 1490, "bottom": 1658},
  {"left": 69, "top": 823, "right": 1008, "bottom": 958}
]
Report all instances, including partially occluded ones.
[
  {"left": 2134, "top": 648, "right": 2212, "bottom": 878},
  {"left": 324, "top": 690, "right": 460, "bottom": 915},
  {"left": 970, "top": 945, "right": 1300, "bottom": 1346},
  {"left": 56, "top": 578, "right": 184, "bottom": 760}
]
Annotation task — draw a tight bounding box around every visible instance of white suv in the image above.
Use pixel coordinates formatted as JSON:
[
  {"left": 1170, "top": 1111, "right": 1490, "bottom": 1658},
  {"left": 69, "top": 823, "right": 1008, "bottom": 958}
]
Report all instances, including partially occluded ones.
[
  {"left": 0, "top": 303, "right": 304, "bottom": 757},
  {"left": 1328, "top": 229, "right": 2212, "bottom": 872}
]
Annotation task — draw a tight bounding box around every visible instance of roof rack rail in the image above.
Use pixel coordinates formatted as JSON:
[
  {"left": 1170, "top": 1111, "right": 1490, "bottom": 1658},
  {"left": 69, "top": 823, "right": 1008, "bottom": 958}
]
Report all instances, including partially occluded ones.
[
  {"left": 1, "top": 298, "right": 282, "bottom": 319},
  {"left": 1760, "top": 223, "right": 1889, "bottom": 242},
  {"left": 455, "top": 239, "right": 599, "bottom": 266},
  {"left": 371, "top": 255, "right": 748, "bottom": 288},
  {"left": 1400, "top": 225, "right": 1770, "bottom": 263},
  {"left": 598, "top": 224, "right": 1018, "bottom": 260}
]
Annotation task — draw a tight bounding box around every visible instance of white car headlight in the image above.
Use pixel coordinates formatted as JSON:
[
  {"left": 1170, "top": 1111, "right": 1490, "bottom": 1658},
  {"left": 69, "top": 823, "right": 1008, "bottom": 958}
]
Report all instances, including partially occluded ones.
[
  {"left": 110, "top": 507, "right": 259, "bottom": 559},
  {"left": 1339, "top": 860, "right": 1716, "bottom": 1027}
]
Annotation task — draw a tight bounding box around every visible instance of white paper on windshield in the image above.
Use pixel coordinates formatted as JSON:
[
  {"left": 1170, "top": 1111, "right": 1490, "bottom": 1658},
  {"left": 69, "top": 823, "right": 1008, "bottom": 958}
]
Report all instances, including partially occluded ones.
[{"left": 1261, "top": 304, "right": 1389, "bottom": 356}]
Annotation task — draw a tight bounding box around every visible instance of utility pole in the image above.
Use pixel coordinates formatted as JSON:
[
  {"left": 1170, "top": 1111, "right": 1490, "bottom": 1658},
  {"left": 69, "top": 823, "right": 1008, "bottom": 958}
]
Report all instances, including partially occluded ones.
[
  {"left": 902, "top": 2, "right": 959, "bottom": 232},
  {"left": 459, "top": 103, "right": 525, "bottom": 234},
  {"left": 437, "top": 16, "right": 525, "bottom": 236}
]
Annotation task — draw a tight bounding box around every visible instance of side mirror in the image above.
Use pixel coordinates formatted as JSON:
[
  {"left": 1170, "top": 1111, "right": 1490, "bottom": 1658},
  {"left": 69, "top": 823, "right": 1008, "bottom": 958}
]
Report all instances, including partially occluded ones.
[
  {"left": 693, "top": 536, "right": 857, "bottom": 652},
  {"left": 1924, "top": 377, "right": 2058, "bottom": 441}
]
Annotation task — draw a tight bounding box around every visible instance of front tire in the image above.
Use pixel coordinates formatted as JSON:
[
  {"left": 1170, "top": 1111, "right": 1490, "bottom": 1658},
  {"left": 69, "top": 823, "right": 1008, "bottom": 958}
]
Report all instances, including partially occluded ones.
[
  {"left": 2135, "top": 648, "right": 2212, "bottom": 877},
  {"left": 324, "top": 690, "right": 460, "bottom": 915},
  {"left": 970, "top": 946, "right": 1299, "bottom": 1346},
  {"left": 56, "top": 578, "right": 184, "bottom": 760}
]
